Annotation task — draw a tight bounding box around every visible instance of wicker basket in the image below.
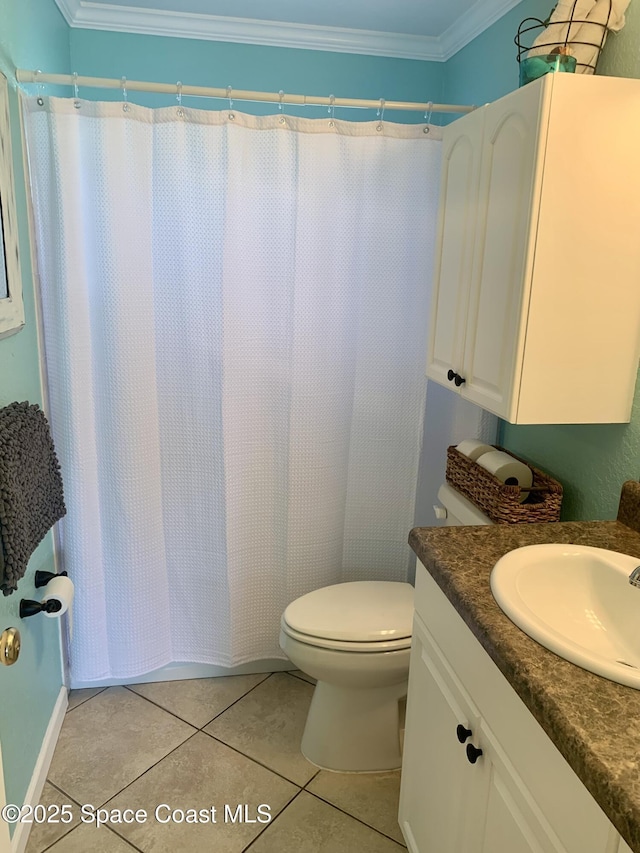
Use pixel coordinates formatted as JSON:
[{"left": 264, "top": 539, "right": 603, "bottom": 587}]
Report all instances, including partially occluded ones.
[{"left": 445, "top": 445, "right": 563, "bottom": 525}]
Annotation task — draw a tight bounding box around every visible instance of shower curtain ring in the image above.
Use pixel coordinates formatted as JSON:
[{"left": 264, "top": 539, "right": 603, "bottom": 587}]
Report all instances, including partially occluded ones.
[
  {"left": 328, "top": 94, "right": 335, "bottom": 127},
  {"left": 278, "top": 90, "right": 287, "bottom": 124},
  {"left": 72, "top": 71, "right": 80, "bottom": 109},
  {"left": 376, "top": 98, "right": 385, "bottom": 131},
  {"left": 121, "top": 76, "right": 130, "bottom": 112},
  {"left": 424, "top": 100, "right": 433, "bottom": 133},
  {"left": 35, "top": 69, "right": 44, "bottom": 106},
  {"left": 176, "top": 81, "right": 184, "bottom": 116},
  {"left": 226, "top": 85, "right": 233, "bottom": 110}
]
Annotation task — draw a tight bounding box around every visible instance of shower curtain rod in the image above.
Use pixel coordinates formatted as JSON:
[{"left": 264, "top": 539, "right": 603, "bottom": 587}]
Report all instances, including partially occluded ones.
[{"left": 16, "top": 69, "right": 476, "bottom": 115}]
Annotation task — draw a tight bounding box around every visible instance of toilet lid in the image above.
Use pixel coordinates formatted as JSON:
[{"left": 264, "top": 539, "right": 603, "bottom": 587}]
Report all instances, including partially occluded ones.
[{"left": 282, "top": 581, "right": 414, "bottom": 643}]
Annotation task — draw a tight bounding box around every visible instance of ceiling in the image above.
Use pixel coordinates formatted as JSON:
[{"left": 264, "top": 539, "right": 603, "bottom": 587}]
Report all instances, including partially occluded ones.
[{"left": 54, "top": 0, "right": 523, "bottom": 61}]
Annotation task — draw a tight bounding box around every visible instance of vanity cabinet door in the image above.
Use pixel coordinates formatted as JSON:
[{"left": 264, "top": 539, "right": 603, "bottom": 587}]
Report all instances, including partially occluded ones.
[
  {"left": 400, "top": 613, "right": 566, "bottom": 853},
  {"left": 472, "top": 721, "right": 565, "bottom": 853},
  {"left": 399, "top": 615, "right": 481, "bottom": 853}
]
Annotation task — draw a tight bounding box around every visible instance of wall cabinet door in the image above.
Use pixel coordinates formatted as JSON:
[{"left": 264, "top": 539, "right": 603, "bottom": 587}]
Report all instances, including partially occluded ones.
[
  {"left": 460, "top": 80, "right": 544, "bottom": 420},
  {"left": 426, "top": 107, "right": 484, "bottom": 390}
]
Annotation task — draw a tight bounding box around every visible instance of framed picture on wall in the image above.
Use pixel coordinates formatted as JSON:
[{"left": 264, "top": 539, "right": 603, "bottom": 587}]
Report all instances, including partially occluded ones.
[{"left": 0, "top": 69, "right": 25, "bottom": 338}]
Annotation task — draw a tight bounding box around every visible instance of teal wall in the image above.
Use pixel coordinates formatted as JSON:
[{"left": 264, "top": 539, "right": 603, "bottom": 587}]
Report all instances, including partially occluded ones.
[
  {"left": 68, "top": 31, "right": 444, "bottom": 123},
  {"left": 443, "top": 0, "right": 640, "bottom": 521},
  {"left": 0, "top": 0, "right": 70, "bottom": 819}
]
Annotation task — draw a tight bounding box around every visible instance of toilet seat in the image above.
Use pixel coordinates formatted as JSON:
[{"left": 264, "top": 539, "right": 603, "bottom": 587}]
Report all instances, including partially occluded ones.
[
  {"left": 281, "top": 618, "right": 412, "bottom": 652},
  {"left": 282, "top": 581, "right": 414, "bottom": 651}
]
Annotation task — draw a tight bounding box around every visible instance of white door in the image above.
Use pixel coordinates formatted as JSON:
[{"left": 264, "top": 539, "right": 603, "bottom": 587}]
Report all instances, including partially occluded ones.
[
  {"left": 426, "top": 106, "right": 484, "bottom": 389},
  {"left": 399, "top": 617, "right": 479, "bottom": 853},
  {"left": 461, "top": 80, "right": 546, "bottom": 420}
]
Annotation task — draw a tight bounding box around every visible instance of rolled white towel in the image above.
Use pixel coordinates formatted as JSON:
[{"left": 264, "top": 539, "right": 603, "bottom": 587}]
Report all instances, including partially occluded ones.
[
  {"left": 529, "top": 0, "right": 630, "bottom": 71},
  {"left": 529, "top": 0, "right": 593, "bottom": 53}
]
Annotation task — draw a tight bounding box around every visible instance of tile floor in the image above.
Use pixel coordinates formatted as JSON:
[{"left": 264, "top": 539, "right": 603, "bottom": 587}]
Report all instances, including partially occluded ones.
[{"left": 26, "top": 671, "right": 407, "bottom": 852}]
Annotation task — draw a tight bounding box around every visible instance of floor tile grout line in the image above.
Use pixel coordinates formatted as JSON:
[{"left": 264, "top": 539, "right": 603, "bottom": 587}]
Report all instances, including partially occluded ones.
[
  {"left": 104, "top": 824, "right": 144, "bottom": 852},
  {"left": 65, "top": 686, "right": 108, "bottom": 713},
  {"left": 101, "top": 821, "right": 150, "bottom": 853},
  {"left": 43, "top": 780, "right": 82, "bottom": 807},
  {"left": 286, "top": 670, "right": 316, "bottom": 686},
  {"left": 120, "top": 684, "right": 209, "bottom": 729},
  {"left": 35, "top": 823, "right": 77, "bottom": 853},
  {"left": 241, "top": 788, "right": 305, "bottom": 852},
  {"left": 199, "top": 729, "right": 312, "bottom": 790},
  {"left": 197, "top": 672, "right": 275, "bottom": 729},
  {"left": 121, "top": 672, "right": 273, "bottom": 731},
  {"left": 303, "top": 788, "right": 407, "bottom": 847},
  {"left": 27, "top": 782, "right": 82, "bottom": 853},
  {"left": 301, "top": 768, "right": 322, "bottom": 788}
]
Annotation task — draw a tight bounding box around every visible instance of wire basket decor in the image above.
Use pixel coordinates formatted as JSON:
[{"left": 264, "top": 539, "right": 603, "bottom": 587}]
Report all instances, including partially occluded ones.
[{"left": 515, "top": 0, "right": 613, "bottom": 75}]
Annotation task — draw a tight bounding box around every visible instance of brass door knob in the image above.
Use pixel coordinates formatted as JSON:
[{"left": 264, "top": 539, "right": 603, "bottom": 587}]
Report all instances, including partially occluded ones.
[{"left": 0, "top": 628, "right": 21, "bottom": 665}]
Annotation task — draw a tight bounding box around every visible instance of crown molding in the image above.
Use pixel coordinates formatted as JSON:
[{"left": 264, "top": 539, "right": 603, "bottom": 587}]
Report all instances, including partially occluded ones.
[
  {"left": 58, "top": 1, "right": 444, "bottom": 60},
  {"left": 53, "top": 0, "right": 78, "bottom": 25},
  {"left": 55, "top": 0, "right": 521, "bottom": 62},
  {"left": 439, "top": 0, "right": 523, "bottom": 60}
]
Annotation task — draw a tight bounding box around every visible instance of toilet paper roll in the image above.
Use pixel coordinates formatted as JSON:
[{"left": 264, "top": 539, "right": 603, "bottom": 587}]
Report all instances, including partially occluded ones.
[
  {"left": 42, "top": 575, "right": 74, "bottom": 618},
  {"left": 476, "top": 450, "right": 533, "bottom": 503},
  {"left": 456, "top": 439, "right": 496, "bottom": 461}
]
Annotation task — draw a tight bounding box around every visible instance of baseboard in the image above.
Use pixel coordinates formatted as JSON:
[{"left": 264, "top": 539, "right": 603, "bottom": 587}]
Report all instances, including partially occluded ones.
[
  {"left": 12, "top": 687, "right": 68, "bottom": 853},
  {"left": 71, "top": 658, "right": 292, "bottom": 689}
]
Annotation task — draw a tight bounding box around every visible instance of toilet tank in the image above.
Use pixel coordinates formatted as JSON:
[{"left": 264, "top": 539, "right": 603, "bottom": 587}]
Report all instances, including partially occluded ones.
[{"left": 436, "top": 483, "right": 493, "bottom": 526}]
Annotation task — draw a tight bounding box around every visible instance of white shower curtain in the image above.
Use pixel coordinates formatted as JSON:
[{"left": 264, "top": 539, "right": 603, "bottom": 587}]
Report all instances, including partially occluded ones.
[{"left": 23, "top": 97, "right": 441, "bottom": 684}]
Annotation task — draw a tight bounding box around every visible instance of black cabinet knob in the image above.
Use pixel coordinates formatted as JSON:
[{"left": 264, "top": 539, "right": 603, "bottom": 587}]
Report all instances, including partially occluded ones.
[
  {"left": 456, "top": 724, "right": 472, "bottom": 744},
  {"left": 447, "top": 369, "right": 456, "bottom": 382},
  {"left": 466, "top": 743, "right": 483, "bottom": 764},
  {"left": 454, "top": 374, "right": 466, "bottom": 387}
]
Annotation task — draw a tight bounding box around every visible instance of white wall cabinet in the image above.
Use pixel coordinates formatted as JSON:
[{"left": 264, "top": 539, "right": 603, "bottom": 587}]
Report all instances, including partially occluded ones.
[
  {"left": 399, "top": 562, "right": 632, "bottom": 853},
  {"left": 426, "top": 73, "right": 640, "bottom": 425}
]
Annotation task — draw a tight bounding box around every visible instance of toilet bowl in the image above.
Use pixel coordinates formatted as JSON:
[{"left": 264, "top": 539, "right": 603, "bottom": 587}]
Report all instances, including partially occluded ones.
[{"left": 279, "top": 580, "right": 413, "bottom": 773}]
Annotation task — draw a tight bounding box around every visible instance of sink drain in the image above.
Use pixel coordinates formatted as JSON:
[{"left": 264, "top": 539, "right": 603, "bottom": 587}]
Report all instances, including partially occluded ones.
[{"left": 616, "top": 659, "right": 638, "bottom": 669}]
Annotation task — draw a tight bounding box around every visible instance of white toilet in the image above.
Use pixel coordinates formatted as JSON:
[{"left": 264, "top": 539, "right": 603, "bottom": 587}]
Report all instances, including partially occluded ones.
[
  {"left": 279, "top": 482, "right": 492, "bottom": 773},
  {"left": 280, "top": 580, "right": 413, "bottom": 772}
]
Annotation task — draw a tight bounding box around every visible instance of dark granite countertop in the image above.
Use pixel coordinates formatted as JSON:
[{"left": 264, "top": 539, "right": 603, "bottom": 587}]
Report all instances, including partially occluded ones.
[{"left": 409, "top": 481, "right": 640, "bottom": 853}]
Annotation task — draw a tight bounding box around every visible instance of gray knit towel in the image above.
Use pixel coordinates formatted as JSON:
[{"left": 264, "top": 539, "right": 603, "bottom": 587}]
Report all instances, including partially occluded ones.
[{"left": 0, "top": 402, "right": 66, "bottom": 596}]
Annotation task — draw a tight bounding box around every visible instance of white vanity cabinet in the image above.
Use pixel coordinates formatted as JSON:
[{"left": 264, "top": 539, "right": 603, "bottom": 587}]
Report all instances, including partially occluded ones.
[
  {"left": 426, "top": 73, "right": 640, "bottom": 425},
  {"left": 399, "top": 562, "right": 633, "bottom": 853}
]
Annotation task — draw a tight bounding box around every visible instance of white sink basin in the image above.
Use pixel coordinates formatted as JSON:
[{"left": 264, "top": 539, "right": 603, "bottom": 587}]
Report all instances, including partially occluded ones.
[{"left": 490, "top": 544, "right": 640, "bottom": 689}]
